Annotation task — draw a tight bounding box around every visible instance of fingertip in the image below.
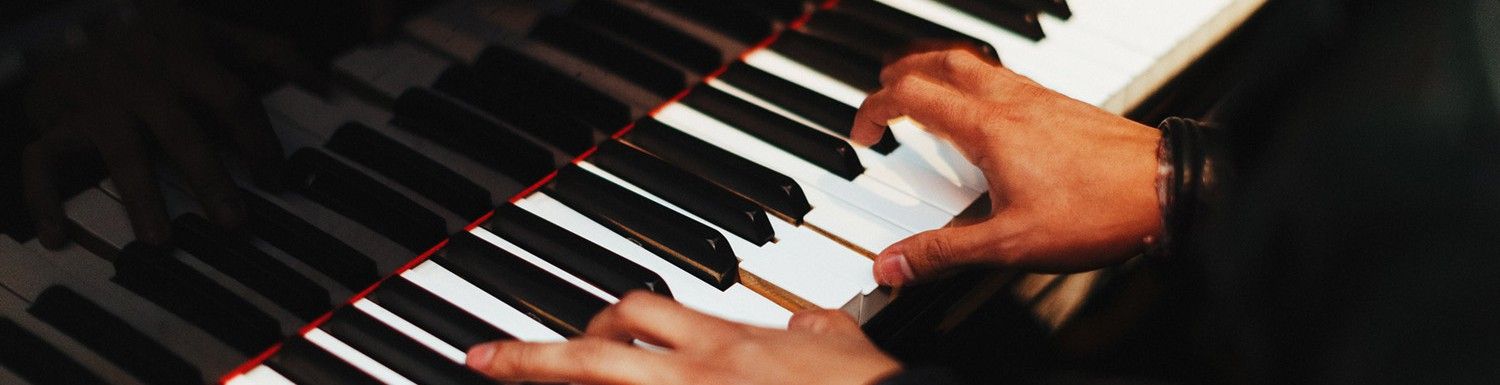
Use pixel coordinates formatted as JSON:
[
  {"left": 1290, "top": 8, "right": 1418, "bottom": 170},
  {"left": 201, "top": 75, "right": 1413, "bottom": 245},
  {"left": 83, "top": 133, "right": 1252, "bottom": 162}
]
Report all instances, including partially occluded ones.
[
  {"left": 466, "top": 343, "right": 497, "bottom": 371},
  {"left": 873, "top": 251, "right": 915, "bottom": 287}
]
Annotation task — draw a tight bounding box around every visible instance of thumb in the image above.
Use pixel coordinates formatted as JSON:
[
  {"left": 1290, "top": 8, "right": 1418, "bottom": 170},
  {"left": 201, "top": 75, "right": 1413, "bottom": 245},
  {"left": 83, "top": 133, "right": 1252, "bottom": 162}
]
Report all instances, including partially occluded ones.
[{"left": 874, "top": 223, "right": 1003, "bottom": 287}]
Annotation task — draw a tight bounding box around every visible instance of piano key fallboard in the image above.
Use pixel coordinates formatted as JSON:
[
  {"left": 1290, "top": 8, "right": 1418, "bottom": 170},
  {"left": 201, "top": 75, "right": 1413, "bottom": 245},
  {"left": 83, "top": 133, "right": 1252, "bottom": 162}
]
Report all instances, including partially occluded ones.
[{"left": 0, "top": 0, "right": 1266, "bottom": 384}]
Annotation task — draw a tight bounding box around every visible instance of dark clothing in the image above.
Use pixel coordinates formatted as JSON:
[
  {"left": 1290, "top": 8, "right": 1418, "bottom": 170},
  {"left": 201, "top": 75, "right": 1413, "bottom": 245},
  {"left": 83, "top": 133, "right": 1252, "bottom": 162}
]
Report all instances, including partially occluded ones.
[{"left": 884, "top": 0, "right": 1500, "bottom": 384}]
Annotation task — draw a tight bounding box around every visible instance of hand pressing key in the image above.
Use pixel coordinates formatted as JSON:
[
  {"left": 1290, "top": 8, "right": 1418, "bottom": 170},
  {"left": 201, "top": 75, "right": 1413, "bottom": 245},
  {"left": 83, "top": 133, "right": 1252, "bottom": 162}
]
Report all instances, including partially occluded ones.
[
  {"left": 852, "top": 47, "right": 1164, "bottom": 286},
  {"left": 465, "top": 292, "right": 901, "bottom": 385}
]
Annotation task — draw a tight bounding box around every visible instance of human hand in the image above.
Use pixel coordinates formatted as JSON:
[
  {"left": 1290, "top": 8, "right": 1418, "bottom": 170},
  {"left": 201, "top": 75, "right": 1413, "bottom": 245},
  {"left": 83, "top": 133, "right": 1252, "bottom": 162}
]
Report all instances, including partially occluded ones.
[
  {"left": 465, "top": 292, "right": 902, "bottom": 385},
  {"left": 852, "top": 48, "right": 1163, "bottom": 286},
  {"left": 21, "top": 9, "right": 285, "bottom": 248}
]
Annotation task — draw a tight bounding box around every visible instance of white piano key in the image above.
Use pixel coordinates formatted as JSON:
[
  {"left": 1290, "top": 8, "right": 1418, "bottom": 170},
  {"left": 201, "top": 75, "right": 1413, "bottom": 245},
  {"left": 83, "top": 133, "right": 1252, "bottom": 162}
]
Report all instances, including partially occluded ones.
[
  {"left": 399, "top": 262, "right": 567, "bottom": 342},
  {"left": 655, "top": 103, "right": 952, "bottom": 233},
  {"left": 225, "top": 366, "right": 299, "bottom": 385},
  {"left": 886, "top": 118, "right": 990, "bottom": 193},
  {"left": 515, "top": 192, "right": 794, "bottom": 328},
  {"left": 573, "top": 164, "right": 878, "bottom": 309},
  {"left": 706, "top": 79, "right": 983, "bottom": 214},
  {"left": 304, "top": 329, "right": 419, "bottom": 385},
  {"left": 1064, "top": 0, "right": 1231, "bottom": 59},
  {"left": 468, "top": 227, "right": 619, "bottom": 304},
  {"left": 351, "top": 299, "right": 469, "bottom": 364}
]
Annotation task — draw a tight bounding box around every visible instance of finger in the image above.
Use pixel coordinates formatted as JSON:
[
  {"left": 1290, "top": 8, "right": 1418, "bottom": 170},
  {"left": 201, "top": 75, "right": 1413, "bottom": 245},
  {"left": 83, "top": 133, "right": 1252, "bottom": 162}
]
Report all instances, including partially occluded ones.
[
  {"left": 880, "top": 48, "right": 999, "bottom": 92},
  {"left": 130, "top": 89, "right": 246, "bottom": 231},
  {"left": 467, "top": 339, "right": 675, "bottom": 385},
  {"left": 873, "top": 221, "right": 1010, "bottom": 287},
  {"left": 87, "top": 113, "right": 174, "bottom": 246},
  {"left": 586, "top": 291, "right": 740, "bottom": 349},
  {"left": 21, "top": 135, "right": 72, "bottom": 249},
  {"left": 851, "top": 75, "right": 975, "bottom": 147},
  {"left": 887, "top": 40, "right": 1000, "bottom": 66},
  {"left": 788, "top": 310, "right": 862, "bottom": 336}
]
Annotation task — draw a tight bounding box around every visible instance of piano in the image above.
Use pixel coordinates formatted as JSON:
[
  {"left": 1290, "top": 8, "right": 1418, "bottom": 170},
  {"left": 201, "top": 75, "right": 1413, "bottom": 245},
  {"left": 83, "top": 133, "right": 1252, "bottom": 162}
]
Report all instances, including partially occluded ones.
[{"left": 0, "top": 0, "right": 1267, "bottom": 384}]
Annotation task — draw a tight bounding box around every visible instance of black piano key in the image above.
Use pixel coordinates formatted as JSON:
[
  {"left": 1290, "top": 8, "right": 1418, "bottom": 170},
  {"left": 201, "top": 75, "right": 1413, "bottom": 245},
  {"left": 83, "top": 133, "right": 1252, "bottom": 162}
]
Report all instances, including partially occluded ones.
[
  {"left": 243, "top": 192, "right": 381, "bottom": 291},
  {"left": 801, "top": 11, "right": 908, "bottom": 61},
  {"left": 366, "top": 277, "right": 513, "bottom": 350},
  {"left": 647, "top": 0, "right": 775, "bottom": 44},
  {"left": 591, "top": 140, "right": 775, "bottom": 245},
  {"left": 391, "top": 88, "right": 558, "bottom": 183},
  {"left": 111, "top": 242, "right": 283, "bottom": 356},
  {"left": 1003, "top": 0, "right": 1070, "bottom": 19},
  {"left": 621, "top": 118, "right": 811, "bottom": 222},
  {"left": 731, "top": 0, "right": 813, "bottom": 22},
  {"left": 569, "top": 0, "right": 724, "bottom": 74},
  {"left": 530, "top": 15, "right": 690, "bottom": 98},
  {"left": 172, "top": 213, "right": 332, "bottom": 321},
  {"left": 285, "top": 148, "right": 449, "bottom": 253},
  {"left": 715, "top": 63, "right": 900, "bottom": 154},
  {"left": 473, "top": 47, "right": 635, "bottom": 131},
  {"left": 681, "top": 86, "right": 865, "bottom": 179},
  {"left": 27, "top": 286, "right": 203, "bottom": 385},
  {"left": 433, "top": 67, "right": 598, "bottom": 155},
  {"left": 545, "top": 166, "right": 740, "bottom": 290},
  {"left": 768, "top": 31, "right": 883, "bottom": 92},
  {"left": 0, "top": 317, "right": 108, "bottom": 385},
  {"left": 326, "top": 121, "right": 495, "bottom": 218},
  {"left": 433, "top": 232, "right": 609, "bottom": 336},
  {"left": 266, "top": 337, "right": 383, "bottom": 385},
  {"left": 323, "top": 309, "right": 495, "bottom": 385},
  {"left": 831, "top": 0, "right": 997, "bottom": 58},
  {"left": 931, "top": 0, "right": 1045, "bottom": 40},
  {"left": 484, "top": 204, "right": 672, "bottom": 297}
]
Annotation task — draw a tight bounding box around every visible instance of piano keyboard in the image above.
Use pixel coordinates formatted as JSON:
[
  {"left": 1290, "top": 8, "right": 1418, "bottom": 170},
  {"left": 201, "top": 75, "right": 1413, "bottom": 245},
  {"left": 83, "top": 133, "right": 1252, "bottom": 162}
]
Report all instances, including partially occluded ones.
[{"left": 0, "top": 0, "right": 1265, "bottom": 384}]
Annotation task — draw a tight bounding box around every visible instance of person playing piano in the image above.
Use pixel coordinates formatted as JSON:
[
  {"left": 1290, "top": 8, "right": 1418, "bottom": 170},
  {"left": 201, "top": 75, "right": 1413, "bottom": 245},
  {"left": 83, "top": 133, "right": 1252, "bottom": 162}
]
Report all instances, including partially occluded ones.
[{"left": 462, "top": 1, "right": 1500, "bottom": 384}]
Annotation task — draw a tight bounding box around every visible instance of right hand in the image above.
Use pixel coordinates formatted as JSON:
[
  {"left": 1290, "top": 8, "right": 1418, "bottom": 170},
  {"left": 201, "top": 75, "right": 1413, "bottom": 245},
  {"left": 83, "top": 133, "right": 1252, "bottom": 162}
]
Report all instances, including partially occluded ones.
[{"left": 852, "top": 47, "right": 1165, "bottom": 287}]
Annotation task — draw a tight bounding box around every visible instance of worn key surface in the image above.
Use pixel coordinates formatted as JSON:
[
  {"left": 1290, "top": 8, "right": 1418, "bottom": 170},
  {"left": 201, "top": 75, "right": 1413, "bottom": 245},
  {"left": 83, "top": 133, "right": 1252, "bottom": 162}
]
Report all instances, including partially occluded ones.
[
  {"left": 681, "top": 86, "right": 866, "bottom": 180},
  {"left": 590, "top": 140, "right": 775, "bottom": 245},
  {"left": 366, "top": 278, "right": 514, "bottom": 350},
  {"left": 485, "top": 204, "right": 672, "bottom": 297},
  {"left": 432, "top": 232, "right": 609, "bottom": 336},
  {"left": 266, "top": 337, "right": 384, "bottom": 385},
  {"left": 621, "top": 118, "right": 812, "bottom": 222},
  {"left": 322, "top": 309, "right": 495, "bottom": 385},
  {"left": 714, "top": 63, "right": 901, "bottom": 154},
  {"left": 546, "top": 166, "right": 742, "bottom": 290}
]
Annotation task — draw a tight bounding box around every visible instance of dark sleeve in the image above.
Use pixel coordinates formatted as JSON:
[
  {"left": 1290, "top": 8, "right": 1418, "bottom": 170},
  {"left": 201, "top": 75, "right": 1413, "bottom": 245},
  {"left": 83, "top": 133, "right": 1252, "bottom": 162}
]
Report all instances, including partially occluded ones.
[{"left": 1152, "top": 117, "right": 1227, "bottom": 260}]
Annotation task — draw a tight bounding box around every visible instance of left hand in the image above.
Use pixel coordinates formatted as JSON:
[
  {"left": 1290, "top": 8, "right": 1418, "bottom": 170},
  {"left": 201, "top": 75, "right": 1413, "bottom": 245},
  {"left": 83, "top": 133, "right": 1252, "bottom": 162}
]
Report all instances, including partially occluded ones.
[{"left": 465, "top": 292, "right": 902, "bottom": 385}]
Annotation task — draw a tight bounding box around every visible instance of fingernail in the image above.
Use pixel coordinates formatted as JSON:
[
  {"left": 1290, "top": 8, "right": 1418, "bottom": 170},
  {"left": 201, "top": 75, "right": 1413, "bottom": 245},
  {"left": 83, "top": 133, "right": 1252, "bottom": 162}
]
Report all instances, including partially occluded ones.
[
  {"left": 466, "top": 344, "right": 496, "bottom": 369},
  {"left": 874, "top": 253, "right": 914, "bottom": 287}
]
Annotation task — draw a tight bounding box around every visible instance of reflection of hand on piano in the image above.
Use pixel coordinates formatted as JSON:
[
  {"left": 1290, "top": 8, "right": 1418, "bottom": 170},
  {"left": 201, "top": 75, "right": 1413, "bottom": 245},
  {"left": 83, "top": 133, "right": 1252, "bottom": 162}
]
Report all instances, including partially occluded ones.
[
  {"left": 19, "top": 5, "right": 296, "bottom": 248},
  {"left": 465, "top": 291, "right": 901, "bottom": 385},
  {"left": 853, "top": 47, "right": 1163, "bottom": 287}
]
